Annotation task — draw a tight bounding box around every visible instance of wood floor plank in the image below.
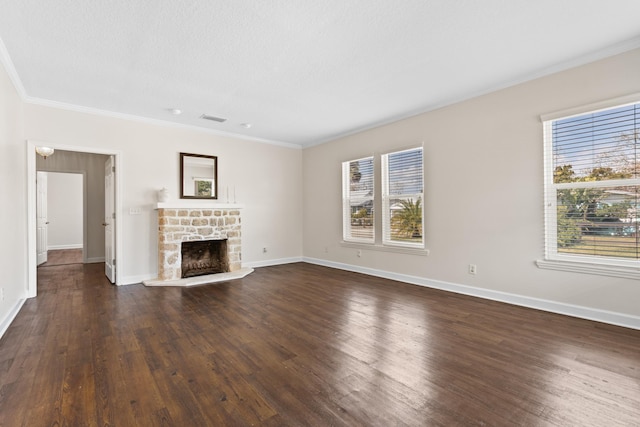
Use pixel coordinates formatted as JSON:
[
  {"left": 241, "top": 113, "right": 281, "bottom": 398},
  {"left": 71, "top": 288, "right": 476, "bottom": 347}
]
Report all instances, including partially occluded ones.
[
  {"left": 38, "top": 248, "right": 82, "bottom": 267},
  {"left": 1, "top": 262, "right": 640, "bottom": 426}
]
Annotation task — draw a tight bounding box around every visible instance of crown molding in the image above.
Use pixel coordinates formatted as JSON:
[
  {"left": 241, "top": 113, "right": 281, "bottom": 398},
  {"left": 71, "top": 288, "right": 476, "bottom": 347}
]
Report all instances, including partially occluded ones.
[
  {"left": 0, "top": 37, "right": 26, "bottom": 98},
  {"left": 303, "top": 36, "right": 640, "bottom": 148},
  {"left": 24, "top": 96, "right": 302, "bottom": 150},
  {"left": 0, "top": 33, "right": 301, "bottom": 150},
  {"left": 4, "top": 33, "right": 640, "bottom": 150}
]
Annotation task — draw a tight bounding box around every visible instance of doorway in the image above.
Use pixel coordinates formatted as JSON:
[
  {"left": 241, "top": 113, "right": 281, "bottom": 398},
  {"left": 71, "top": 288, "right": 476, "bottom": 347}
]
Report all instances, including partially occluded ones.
[
  {"left": 27, "top": 141, "right": 122, "bottom": 297},
  {"left": 36, "top": 171, "right": 84, "bottom": 267}
]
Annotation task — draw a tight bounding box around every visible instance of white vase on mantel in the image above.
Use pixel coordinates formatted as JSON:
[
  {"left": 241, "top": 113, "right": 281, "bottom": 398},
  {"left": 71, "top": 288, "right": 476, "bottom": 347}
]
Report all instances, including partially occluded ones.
[{"left": 157, "top": 188, "right": 169, "bottom": 203}]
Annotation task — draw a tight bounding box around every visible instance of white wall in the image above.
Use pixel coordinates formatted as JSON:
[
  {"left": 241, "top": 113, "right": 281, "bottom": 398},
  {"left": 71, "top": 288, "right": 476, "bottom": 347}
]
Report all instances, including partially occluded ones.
[
  {"left": 0, "top": 54, "right": 26, "bottom": 335},
  {"left": 23, "top": 104, "right": 303, "bottom": 284},
  {"left": 46, "top": 172, "right": 83, "bottom": 250},
  {"left": 303, "top": 48, "right": 640, "bottom": 324}
]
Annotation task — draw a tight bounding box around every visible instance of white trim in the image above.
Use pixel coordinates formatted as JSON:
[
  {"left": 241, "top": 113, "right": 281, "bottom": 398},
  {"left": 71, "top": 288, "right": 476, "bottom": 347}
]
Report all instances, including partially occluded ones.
[
  {"left": 155, "top": 202, "right": 243, "bottom": 209},
  {"left": 542, "top": 120, "right": 556, "bottom": 260},
  {"left": 27, "top": 140, "right": 124, "bottom": 295},
  {"left": 340, "top": 241, "right": 430, "bottom": 256},
  {"left": 0, "top": 37, "right": 26, "bottom": 98},
  {"left": 1, "top": 37, "right": 300, "bottom": 150},
  {"left": 342, "top": 156, "right": 376, "bottom": 244},
  {"left": 0, "top": 298, "right": 26, "bottom": 340},
  {"left": 541, "top": 97, "right": 640, "bottom": 271},
  {"left": 546, "top": 252, "right": 640, "bottom": 270},
  {"left": 341, "top": 236, "right": 376, "bottom": 245},
  {"left": 540, "top": 92, "right": 640, "bottom": 122},
  {"left": 48, "top": 244, "right": 83, "bottom": 250},
  {"left": 119, "top": 274, "right": 156, "bottom": 286},
  {"left": 303, "top": 257, "right": 640, "bottom": 331},
  {"left": 303, "top": 37, "right": 640, "bottom": 148},
  {"left": 27, "top": 143, "right": 37, "bottom": 297},
  {"left": 85, "top": 257, "right": 106, "bottom": 264},
  {"left": 5, "top": 29, "right": 640, "bottom": 150},
  {"left": 82, "top": 171, "right": 88, "bottom": 263},
  {"left": 244, "top": 257, "right": 303, "bottom": 269},
  {"left": 536, "top": 259, "right": 640, "bottom": 280},
  {"left": 381, "top": 147, "right": 425, "bottom": 249},
  {"left": 34, "top": 169, "right": 88, "bottom": 263}
]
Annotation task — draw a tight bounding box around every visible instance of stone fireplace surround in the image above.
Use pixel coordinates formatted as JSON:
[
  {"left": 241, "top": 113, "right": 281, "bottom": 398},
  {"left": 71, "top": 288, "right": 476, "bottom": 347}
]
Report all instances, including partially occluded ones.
[{"left": 143, "top": 202, "right": 253, "bottom": 287}]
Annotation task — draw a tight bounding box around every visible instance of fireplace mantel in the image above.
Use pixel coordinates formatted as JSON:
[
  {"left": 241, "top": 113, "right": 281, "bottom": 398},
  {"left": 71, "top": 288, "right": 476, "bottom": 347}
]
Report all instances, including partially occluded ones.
[{"left": 154, "top": 202, "right": 244, "bottom": 209}]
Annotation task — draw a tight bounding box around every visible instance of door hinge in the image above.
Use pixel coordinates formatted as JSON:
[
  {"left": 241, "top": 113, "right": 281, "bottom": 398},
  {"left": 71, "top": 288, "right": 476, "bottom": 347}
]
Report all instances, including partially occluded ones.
[
  {"left": 112, "top": 212, "right": 116, "bottom": 219},
  {"left": 112, "top": 166, "right": 115, "bottom": 173},
  {"left": 113, "top": 259, "right": 116, "bottom": 266}
]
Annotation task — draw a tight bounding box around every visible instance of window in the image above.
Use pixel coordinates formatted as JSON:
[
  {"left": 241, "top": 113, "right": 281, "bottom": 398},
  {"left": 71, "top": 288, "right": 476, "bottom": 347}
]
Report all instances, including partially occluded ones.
[
  {"left": 382, "top": 147, "right": 424, "bottom": 248},
  {"left": 543, "top": 101, "right": 640, "bottom": 269},
  {"left": 342, "top": 156, "right": 375, "bottom": 243},
  {"left": 342, "top": 147, "right": 425, "bottom": 251}
]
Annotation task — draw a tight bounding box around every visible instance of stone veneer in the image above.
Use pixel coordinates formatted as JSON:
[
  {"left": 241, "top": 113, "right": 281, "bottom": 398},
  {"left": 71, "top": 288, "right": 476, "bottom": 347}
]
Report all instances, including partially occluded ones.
[{"left": 158, "top": 208, "right": 241, "bottom": 280}]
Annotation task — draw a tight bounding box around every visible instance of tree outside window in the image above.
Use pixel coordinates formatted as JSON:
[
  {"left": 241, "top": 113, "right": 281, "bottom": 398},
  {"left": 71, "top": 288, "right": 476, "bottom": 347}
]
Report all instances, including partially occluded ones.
[{"left": 545, "top": 103, "right": 640, "bottom": 263}]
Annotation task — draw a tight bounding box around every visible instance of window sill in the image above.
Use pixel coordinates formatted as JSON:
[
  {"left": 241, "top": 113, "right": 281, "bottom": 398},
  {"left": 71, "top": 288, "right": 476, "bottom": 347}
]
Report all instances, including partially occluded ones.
[
  {"left": 536, "top": 259, "right": 640, "bottom": 280},
  {"left": 341, "top": 241, "right": 430, "bottom": 256}
]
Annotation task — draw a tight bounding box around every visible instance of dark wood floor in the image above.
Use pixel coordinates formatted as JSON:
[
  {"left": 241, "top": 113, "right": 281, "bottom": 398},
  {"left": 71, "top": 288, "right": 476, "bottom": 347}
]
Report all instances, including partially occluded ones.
[
  {"left": 1, "top": 263, "right": 639, "bottom": 426},
  {"left": 38, "top": 248, "right": 83, "bottom": 267}
]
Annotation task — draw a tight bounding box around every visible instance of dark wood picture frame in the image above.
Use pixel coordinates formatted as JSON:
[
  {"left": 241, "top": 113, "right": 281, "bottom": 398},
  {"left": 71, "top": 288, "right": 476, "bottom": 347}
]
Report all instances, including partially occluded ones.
[{"left": 180, "top": 152, "right": 218, "bottom": 199}]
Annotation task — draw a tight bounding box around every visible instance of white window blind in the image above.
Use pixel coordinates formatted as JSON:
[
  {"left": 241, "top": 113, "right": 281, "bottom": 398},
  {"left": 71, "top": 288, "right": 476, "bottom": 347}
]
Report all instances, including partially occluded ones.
[
  {"left": 544, "top": 101, "right": 640, "bottom": 267},
  {"left": 382, "top": 147, "right": 424, "bottom": 248},
  {"left": 342, "top": 156, "right": 374, "bottom": 243}
]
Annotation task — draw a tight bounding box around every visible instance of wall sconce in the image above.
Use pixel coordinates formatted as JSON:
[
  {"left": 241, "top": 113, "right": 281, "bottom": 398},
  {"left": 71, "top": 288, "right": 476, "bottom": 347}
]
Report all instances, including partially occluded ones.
[{"left": 35, "top": 146, "right": 55, "bottom": 159}]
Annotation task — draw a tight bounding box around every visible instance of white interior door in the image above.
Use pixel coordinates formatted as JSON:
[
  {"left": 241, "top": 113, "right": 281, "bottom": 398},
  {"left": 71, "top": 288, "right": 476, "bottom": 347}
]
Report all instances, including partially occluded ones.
[
  {"left": 36, "top": 171, "right": 48, "bottom": 265},
  {"left": 104, "top": 157, "right": 116, "bottom": 283}
]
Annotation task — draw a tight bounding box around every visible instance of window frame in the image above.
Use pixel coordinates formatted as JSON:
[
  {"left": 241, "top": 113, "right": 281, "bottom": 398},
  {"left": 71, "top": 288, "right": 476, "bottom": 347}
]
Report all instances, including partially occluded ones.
[
  {"left": 341, "top": 146, "right": 427, "bottom": 254},
  {"left": 381, "top": 147, "right": 425, "bottom": 249},
  {"left": 342, "top": 156, "right": 375, "bottom": 244},
  {"left": 541, "top": 94, "right": 640, "bottom": 276}
]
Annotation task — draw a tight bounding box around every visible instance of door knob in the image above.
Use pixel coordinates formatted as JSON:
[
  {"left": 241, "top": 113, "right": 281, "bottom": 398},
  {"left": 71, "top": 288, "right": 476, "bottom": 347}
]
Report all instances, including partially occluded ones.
[{"left": 102, "top": 222, "right": 109, "bottom": 226}]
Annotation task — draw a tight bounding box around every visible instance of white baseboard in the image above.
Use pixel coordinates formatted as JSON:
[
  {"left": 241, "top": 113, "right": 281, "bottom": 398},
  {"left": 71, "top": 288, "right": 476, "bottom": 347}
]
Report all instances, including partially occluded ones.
[
  {"left": 85, "top": 257, "right": 105, "bottom": 264},
  {"left": 303, "top": 257, "right": 640, "bottom": 331},
  {"left": 48, "top": 244, "right": 83, "bottom": 250},
  {"left": 244, "top": 257, "right": 303, "bottom": 269},
  {"left": 0, "top": 298, "right": 26, "bottom": 340},
  {"left": 119, "top": 273, "right": 156, "bottom": 286}
]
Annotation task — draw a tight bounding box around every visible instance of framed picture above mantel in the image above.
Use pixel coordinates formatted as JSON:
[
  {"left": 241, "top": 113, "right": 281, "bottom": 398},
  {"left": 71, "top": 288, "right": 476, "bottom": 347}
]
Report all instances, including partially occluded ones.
[{"left": 180, "top": 152, "right": 218, "bottom": 199}]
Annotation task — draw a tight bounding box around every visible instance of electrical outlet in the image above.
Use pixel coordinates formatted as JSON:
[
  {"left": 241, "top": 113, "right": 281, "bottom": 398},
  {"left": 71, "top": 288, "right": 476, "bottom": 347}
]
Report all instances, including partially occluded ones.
[
  {"left": 129, "top": 207, "right": 142, "bottom": 215},
  {"left": 468, "top": 264, "right": 477, "bottom": 275},
  {"left": 357, "top": 250, "right": 362, "bottom": 258},
  {"left": 262, "top": 247, "right": 267, "bottom": 253}
]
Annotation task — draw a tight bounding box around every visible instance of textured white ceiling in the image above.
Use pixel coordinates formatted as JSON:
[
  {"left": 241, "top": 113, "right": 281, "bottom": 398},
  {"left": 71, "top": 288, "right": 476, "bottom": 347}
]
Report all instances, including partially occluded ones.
[{"left": 1, "top": 1, "right": 640, "bottom": 147}]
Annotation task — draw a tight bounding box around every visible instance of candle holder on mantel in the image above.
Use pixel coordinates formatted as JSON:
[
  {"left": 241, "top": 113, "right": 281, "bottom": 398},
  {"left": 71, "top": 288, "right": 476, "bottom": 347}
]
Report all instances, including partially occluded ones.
[{"left": 225, "top": 186, "right": 237, "bottom": 203}]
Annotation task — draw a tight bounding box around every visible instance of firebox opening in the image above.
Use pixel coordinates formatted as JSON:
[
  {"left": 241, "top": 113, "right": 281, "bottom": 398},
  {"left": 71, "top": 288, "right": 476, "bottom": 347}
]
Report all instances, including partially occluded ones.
[{"left": 181, "top": 239, "right": 229, "bottom": 278}]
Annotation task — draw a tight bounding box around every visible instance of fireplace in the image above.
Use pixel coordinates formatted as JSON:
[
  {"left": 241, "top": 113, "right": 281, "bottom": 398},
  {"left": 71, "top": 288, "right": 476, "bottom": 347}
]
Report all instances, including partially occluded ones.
[
  {"left": 152, "top": 206, "right": 243, "bottom": 281},
  {"left": 144, "top": 204, "right": 252, "bottom": 287},
  {"left": 181, "top": 239, "right": 229, "bottom": 278}
]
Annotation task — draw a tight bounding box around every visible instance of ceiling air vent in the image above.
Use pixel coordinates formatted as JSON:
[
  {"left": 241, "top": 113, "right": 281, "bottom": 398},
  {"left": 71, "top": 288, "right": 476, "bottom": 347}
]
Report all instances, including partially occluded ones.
[{"left": 200, "top": 114, "right": 227, "bottom": 123}]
